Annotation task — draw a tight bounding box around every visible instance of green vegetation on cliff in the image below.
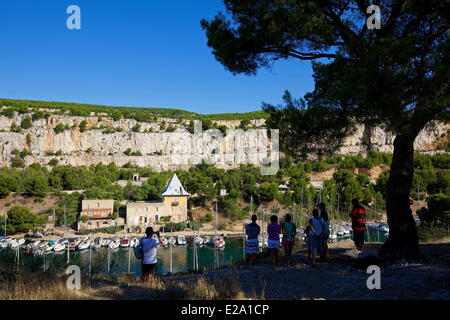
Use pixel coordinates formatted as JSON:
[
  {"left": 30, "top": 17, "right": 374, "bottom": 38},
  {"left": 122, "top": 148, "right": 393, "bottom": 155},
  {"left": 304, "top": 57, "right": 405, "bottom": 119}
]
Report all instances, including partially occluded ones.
[{"left": 0, "top": 98, "right": 269, "bottom": 122}]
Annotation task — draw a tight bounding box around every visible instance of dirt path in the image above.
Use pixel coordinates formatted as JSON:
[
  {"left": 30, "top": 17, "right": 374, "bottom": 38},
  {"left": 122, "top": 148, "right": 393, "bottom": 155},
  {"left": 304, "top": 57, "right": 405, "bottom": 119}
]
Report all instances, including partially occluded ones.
[
  {"left": 191, "top": 240, "right": 450, "bottom": 300},
  {"left": 81, "top": 240, "right": 450, "bottom": 300}
]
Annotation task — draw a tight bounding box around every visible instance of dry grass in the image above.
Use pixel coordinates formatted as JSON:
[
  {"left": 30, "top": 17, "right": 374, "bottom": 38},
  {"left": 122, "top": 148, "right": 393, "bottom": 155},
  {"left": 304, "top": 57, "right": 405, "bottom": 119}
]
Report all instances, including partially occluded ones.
[
  {"left": 0, "top": 268, "right": 245, "bottom": 300},
  {"left": 178, "top": 272, "right": 244, "bottom": 300},
  {"left": 0, "top": 270, "right": 94, "bottom": 300}
]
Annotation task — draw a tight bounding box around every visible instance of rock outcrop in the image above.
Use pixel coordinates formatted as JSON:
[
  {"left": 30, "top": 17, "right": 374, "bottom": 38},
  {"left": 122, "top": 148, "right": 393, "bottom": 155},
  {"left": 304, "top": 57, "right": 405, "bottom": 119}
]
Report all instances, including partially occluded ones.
[{"left": 0, "top": 111, "right": 448, "bottom": 170}]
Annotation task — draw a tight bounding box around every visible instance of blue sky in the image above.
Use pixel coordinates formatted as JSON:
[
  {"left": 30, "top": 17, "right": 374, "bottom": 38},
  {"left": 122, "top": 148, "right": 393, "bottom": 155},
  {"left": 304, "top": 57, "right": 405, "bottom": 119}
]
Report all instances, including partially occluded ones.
[{"left": 0, "top": 0, "right": 314, "bottom": 114}]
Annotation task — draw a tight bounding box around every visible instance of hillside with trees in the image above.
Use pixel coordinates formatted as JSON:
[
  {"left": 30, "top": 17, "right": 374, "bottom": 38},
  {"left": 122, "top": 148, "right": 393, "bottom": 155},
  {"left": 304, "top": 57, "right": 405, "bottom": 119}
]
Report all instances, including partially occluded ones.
[{"left": 0, "top": 152, "right": 448, "bottom": 240}]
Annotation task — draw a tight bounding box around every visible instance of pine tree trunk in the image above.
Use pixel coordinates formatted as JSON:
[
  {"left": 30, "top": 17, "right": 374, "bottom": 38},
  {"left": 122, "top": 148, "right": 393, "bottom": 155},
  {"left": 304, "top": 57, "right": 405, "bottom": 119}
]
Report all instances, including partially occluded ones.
[{"left": 379, "top": 134, "right": 420, "bottom": 260}]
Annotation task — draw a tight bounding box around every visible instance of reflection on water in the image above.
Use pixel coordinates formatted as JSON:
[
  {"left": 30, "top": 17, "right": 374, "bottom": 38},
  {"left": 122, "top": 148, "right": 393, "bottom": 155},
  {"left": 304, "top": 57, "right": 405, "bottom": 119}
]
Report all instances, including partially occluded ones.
[
  {"left": 0, "top": 229, "right": 387, "bottom": 276},
  {"left": 0, "top": 237, "right": 247, "bottom": 276}
]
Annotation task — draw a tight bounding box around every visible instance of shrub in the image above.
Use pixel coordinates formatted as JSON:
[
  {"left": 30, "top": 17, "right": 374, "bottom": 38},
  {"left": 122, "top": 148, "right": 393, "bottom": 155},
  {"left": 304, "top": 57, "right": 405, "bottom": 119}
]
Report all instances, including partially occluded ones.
[
  {"left": 86, "top": 147, "right": 92, "bottom": 154},
  {"left": 79, "top": 120, "right": 87, "bottom": 132},
  {"left": 19, "top": 148, "right": 32, "bottom": 158},
  {"left": 161, "top": 216, "right": 170, "bottom": 223},
  {"left": 11, "top": 157, "right": 25, "bottom": 168},
  {"left": 201, "top": 212, "right": 214, "bottom": 223},
  {"left": 1, "top": 108, "right": 15, "bottom": 118},
  {"left": 416, "top": 193, "right": 450, "bottom": 241},
  {"left": 54, "top": 123, "right": 65, "bottom": 134},
  {"left": 221, "top": 198, "right": 241, "bottom": 219},
  {"left": 10, "top": 122, "right": 21, "bottom": 133},
  {"left": 417, "top": 221, "right": 449, "bottom": 242},
  {"left": 124, "top": 148, "right": 132, "bottom": 156},
  {"left": 25, "top": 133, "right": 32, "bottom": 146},
  {"left": 188, "top": 221, "right": 203, "bottom": 230},
  {"left": 165, "top": 125, "right": 176, "bottom": 132},
  {"left": 33, "top": 110, "right": 44, "bottom": 119},
  {"left": 132, "top": 123, "right": 141, "bottom": 132},
  {"left": 11, "top": 148, "right": 19, "bottom": 156},
  {"left": 112, "top": 111, "right": 122, "bottom": 121},
  {"left": 164, "top": 222, "right": 186, "bottom": 232},
  {"left": 77, "top": 225, "right": 123, "bottom": 235},
  {"left": 417, "top": 194, "right": 450, "bottom": 226},
  {"left": 218, "top": 223, "right": 227, "bottom": 230},
  {"left": 21, "top": 116, "right": 32, "bottom": 129},
  {"left": 239, "top": 119, "right": 250, "bottom": 130},
  {"left": 24, "top": 175, "right": 48, "bottom": 197},
  {"left": 48, "top": 158, "right": 58, "bottom": 167},
  {"left": 5, "top": 206, "right": 39, "bottom": 234}
]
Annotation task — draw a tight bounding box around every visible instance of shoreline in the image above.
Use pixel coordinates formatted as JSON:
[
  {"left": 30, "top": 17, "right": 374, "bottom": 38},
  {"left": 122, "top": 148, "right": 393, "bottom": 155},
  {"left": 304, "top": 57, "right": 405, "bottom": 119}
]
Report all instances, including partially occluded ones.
[{"left": 2, "top": 239, "right": 448, "bottom": 300}]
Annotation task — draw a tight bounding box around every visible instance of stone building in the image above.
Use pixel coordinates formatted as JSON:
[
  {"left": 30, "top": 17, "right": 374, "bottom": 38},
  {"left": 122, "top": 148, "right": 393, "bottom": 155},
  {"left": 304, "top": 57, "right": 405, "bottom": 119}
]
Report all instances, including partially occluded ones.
[
  {"left": 80, "top": 199, "right": 114, "bottom": 219},
  {"left": 125, "top": 174, "right": 189, "bottom": 231},
  {"left": 78, "top": 199, "right": 124, "bottom": 230}
]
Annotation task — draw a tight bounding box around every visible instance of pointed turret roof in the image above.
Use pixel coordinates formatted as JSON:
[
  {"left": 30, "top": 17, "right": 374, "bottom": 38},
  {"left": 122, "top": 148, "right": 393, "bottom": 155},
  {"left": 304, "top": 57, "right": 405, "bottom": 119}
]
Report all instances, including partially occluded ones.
[{"left": 161, "top": 174, "right": 190, "bottom": 196}]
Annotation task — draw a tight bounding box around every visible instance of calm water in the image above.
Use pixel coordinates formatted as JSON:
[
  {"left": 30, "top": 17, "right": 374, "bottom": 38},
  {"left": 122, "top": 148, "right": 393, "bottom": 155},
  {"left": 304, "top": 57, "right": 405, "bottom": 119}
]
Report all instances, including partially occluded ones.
[
  {"left": 0, "top": 237, "right": 247, "bottom": 276},
  {"left": 0, "top": 229, "right": 388, "bottom": 276}
]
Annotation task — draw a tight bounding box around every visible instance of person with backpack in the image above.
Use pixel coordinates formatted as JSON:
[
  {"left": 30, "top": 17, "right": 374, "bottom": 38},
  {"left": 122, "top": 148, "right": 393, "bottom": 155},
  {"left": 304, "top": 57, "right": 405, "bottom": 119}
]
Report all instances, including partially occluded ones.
[
  {"left": 280, "top": 213, "right": 296, "bottom": 267},
  {"left": 319, "top": 202, "right": 330, "bottom": 262},
  {"left": 309, "top": 209, "right": 325, "bottom": 265},
  {"left": 349, "top": 199, "right": 366, "bottom": 251},
  {"left": 138, "top": 227, "right": 161, "bottom": 284}
]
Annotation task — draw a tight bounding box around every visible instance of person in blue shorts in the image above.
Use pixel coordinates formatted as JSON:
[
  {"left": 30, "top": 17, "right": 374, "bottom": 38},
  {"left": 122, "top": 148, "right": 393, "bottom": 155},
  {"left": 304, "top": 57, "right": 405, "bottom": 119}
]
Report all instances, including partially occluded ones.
[
  {"left": 244, "top": 214, "right": 260, "bottom": 270},
  {"left": 309, "top": 209, "right": 325, "bottom": 265}
]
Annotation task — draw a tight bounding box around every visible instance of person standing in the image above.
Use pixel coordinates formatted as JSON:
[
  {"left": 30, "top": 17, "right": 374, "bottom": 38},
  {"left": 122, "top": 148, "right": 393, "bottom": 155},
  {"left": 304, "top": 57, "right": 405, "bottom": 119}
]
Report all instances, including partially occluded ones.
[
  {"left": 281, "top": 213, "right": 296, "bottom": 267},
  {"left": 349, "top": 199, "right": 366, "bottom": 251},
  {"left": 304, "top": 225, "right": 311, "bottom": 263},
  {"left": 244, "top": 214, "right": 260, "bottom": 270},
  {"left": 309, "top": 209, "right": 325, "bottom": 265},
  {"left": 318, "top": 202, "right": 330, "bottom": 262},
  {"left": 267, "top": 215, "right": 281, "bottom": 268},
  {"left": 140, "top": 227, "right": 161, "bottom": 284}
]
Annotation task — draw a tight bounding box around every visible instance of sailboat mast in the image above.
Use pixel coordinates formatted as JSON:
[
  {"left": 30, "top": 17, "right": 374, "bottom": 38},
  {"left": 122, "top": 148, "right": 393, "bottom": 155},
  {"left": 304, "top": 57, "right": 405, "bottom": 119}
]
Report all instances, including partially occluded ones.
[{"left": 65, "top": 205, "right": 69, "bottom": 264}]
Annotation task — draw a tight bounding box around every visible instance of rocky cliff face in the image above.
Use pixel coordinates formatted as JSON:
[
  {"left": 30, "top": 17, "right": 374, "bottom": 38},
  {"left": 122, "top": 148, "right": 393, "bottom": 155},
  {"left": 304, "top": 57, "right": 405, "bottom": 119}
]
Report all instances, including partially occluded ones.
[{"left": 0, "top": 111, "right": 448, "bottom": 170}]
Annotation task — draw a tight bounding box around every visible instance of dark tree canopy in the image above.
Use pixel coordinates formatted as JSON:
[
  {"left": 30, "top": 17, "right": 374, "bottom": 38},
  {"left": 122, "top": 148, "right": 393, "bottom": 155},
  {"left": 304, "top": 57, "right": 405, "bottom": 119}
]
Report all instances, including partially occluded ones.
[
  {"left": 202, "top": 0, "right": 448, "bottom": 144},
  {"left": 202, "top": 0, "right": 449, "bottom": 259}
]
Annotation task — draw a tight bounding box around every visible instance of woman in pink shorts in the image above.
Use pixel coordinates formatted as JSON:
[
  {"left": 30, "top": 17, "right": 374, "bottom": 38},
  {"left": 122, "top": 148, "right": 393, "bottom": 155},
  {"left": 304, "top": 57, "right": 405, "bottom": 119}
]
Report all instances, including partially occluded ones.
[{"left": 267, "top": 215, "right": 281, "bottom": 268}]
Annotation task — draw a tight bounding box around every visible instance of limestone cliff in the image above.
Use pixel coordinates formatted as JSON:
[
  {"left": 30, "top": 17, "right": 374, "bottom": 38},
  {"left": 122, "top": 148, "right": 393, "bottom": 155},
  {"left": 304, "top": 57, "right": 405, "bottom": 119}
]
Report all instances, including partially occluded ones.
[{"left": 0, "top": 111, "right": 448, "bottom": 170}]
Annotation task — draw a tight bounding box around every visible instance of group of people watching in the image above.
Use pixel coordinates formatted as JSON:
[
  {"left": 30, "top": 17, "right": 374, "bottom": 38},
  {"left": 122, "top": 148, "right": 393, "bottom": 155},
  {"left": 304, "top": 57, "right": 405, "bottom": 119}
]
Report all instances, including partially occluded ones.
[
  {"left": 244, "top": 199, "right": 366, "bottom": 268},
  {"left": 243, "top": 213, "right": 297, "bottom": 269},
  {"left": 137, "top": 199, "right": 367, "bottom": 281}
]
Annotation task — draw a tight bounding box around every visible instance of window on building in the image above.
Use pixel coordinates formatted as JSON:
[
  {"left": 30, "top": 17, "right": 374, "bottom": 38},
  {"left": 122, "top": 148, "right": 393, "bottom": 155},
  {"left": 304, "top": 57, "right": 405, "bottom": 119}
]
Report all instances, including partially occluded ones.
[
  {"left": 156, "top": 207, "right": 158, "bottom": 212},
  {"left": 155, "top": 215, "right": 159, "bottom": 222}
]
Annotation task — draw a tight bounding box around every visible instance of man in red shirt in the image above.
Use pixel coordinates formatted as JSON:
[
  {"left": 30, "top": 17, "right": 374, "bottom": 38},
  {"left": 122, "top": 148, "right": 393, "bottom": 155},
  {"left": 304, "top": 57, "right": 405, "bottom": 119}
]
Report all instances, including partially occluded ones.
[{"left": 349, "top": 199, "right": 366, "bottom": 251}]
